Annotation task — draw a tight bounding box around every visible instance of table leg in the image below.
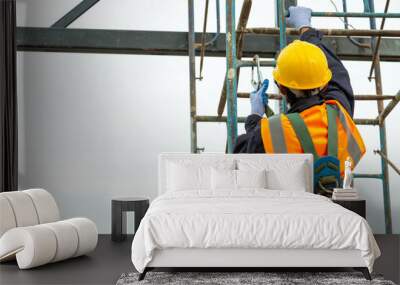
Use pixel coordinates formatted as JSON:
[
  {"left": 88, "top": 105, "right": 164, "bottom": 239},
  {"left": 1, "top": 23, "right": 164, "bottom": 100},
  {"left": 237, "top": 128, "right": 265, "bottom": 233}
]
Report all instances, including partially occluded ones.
[{"left": 112, "top": 202, "right": 127, "bottom": 241}]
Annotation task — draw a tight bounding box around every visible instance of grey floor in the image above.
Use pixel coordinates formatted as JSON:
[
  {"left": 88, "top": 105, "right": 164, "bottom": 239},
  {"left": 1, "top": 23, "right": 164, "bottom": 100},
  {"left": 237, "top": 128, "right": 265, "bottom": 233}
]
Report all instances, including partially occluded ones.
[{"left": 0, "top": 235, "right": 399, "bottom": 285}]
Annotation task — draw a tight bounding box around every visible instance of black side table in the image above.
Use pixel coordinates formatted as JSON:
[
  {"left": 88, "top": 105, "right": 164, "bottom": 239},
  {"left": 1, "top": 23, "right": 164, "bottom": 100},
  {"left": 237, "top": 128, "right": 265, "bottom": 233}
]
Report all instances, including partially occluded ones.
[
  {"left": 111, "top": 197, "right": 149, "bottom": 242},
  {"left": 332, "top": 199, "right": 366, "bottom": 218}
]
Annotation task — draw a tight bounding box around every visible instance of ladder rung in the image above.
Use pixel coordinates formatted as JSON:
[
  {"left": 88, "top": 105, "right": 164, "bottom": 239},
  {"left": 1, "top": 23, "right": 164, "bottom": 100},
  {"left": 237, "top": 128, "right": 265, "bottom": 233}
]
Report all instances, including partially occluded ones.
[
  {"left": 195, "top": 115, "right": 246, "bottom": 123},
  {"left": 237, "top": 93, "right": 395, "bottom": 101},
  {"left": 354, "top": 119, "right": 379, "bottom": 125},
  {"left": 237, "top": 60, "right": 275, "bottom": 68},
  {"left": 354, "top": 173, "right": 382, "bottom": 179}
]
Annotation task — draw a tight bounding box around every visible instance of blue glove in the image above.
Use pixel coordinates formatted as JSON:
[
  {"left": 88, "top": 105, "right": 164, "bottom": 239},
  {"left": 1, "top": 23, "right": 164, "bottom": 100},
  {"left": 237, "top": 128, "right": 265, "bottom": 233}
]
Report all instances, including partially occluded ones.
[
  {"left": 286, "top": 6, "right": 312, "bottom": 30},
  {"left": 250, "top": 79, "right": 269, "bottom": 116}
]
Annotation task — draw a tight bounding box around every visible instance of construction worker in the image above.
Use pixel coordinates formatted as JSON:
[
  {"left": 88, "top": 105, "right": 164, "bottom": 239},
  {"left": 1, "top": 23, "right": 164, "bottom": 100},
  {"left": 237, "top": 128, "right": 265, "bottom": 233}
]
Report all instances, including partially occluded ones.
[{"left": 234, "top": 6, "right": 366, "bottom": 195}]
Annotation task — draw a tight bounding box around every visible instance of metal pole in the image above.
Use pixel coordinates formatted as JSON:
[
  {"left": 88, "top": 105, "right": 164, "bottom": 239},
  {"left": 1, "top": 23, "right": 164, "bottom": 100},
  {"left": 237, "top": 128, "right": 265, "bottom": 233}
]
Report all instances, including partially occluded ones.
[
  {"left": 366, "top": 0, "right": 392, "bottom": 234},
  {"left": 368, "top": 0, "right": 391, "bottom": 80},
  {"left": 310, "top": 11, "right": 400, "bottom": 18},
  {"left": 188, "top": 0, "right": 197, "bottom": 153},
  {"left": 217, "top": 0, "right": 252, "bottom": 117},
  {"left": 195, "top": 115, "right": 376, "bottom": 125},
  {"left": 225, "top": 0, "right": 238, "bottom": 153},
  {"left": 237, "top": 60, "right": 276, "bottom": 67},
  {"left": 51, "top": 0, "right": 100, "bottom": 28},
  {"left": 236, "top": 93, "right": 395, "bottom": 101},
  {"left": 196, "top": 115, "right": 246, "bottom": 123},
  {"left": 374, "top": 150, "right": 400, "bottom": 176},
  {"left": 379, "top": 91, "right": 400, "bottom": 123},
  {"left": 354, "top": 119, "right": 379, "bottom": 125},
  {"left": 199, "top": 0, "right": 210, "bottom": 80},
  {"left": 277, "top": 0, "right": 288, "bottom": 113},
  {"left": 341, "top": 0, "right": 370, "bottom": 49},
  {"left": 354, "top": 173, "right": 382, "bottom": 179},
  {"left": 205, "top": 0, "right": 221, "bottom": 46},
  {"left": 241, "top": 27, "right": 400, "bottom": 37}
]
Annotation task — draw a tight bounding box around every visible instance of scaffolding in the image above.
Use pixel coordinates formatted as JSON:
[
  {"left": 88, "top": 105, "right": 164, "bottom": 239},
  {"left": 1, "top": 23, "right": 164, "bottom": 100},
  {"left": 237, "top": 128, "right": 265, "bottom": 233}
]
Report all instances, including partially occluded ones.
[
  {"left": 187, "top": 0, "right": 400, "bottom": 233},
  {"left": 15, "top": 0, "right": 400, "bottom": 233}
]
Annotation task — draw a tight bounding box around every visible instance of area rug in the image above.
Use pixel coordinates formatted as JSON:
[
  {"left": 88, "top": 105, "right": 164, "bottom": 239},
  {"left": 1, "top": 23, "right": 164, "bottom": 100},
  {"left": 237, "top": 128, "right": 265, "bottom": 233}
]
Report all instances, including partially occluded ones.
[{"left": 116, "top": 271, "right": 396, "bottom": 285}]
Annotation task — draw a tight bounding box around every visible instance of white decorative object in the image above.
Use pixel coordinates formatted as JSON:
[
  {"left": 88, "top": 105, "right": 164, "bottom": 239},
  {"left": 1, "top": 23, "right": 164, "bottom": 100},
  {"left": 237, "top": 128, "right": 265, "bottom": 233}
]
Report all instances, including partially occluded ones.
[
  {"left": 332, "top": 188, "right": 359, "bottom": 200},
  {"left": 342, "top": 157, "right": 353, "bottom": 190},
  {"left": 0, "top": 189, "right": 98, "bottom": 269}
]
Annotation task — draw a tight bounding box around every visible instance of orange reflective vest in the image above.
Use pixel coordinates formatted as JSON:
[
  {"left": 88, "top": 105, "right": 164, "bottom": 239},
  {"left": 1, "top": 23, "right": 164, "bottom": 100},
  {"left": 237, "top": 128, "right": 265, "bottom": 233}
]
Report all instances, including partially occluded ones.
[{"left": 260, "top": 100, "right": 365, "bottom": 175}]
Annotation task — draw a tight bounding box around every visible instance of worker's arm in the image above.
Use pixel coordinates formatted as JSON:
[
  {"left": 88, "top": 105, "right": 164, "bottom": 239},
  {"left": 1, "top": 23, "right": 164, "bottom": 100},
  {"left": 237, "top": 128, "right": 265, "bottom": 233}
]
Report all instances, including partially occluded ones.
[
  {"left": 234, "top": 83, "right": 268, "bottom": 153},
  {"left": 287, "top": 6, "right": 354, "bottom": 116},
  {"left": 233, "top": 115, "right": 265, "bottom": 153},
  {"left": 299, "top": 27, "right": 355, "bottom": 116}
]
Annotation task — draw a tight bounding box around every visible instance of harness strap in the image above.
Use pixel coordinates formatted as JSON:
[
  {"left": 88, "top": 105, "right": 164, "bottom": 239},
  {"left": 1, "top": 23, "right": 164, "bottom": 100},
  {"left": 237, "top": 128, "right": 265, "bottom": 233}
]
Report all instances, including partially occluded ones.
[
  {"left": 286, "top": 112, "right": 319, "bottom": 158},
  {"left": 326, "top": 105, "right": 338, "bottom": 158}
]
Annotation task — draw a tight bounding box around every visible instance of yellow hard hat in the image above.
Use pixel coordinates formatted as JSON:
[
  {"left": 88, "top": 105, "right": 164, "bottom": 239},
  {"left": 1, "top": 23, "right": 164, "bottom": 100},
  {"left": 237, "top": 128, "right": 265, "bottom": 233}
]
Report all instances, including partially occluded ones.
[{"left": 272, "top": 40, "right": 332, "bottom": 90}]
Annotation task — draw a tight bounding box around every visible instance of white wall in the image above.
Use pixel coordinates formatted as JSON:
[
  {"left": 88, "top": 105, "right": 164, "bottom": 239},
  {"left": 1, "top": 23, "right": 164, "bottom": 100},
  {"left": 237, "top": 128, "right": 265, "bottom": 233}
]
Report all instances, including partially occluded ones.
[{"left": 16, "top": 0, "right": 400, "bottom": 233}]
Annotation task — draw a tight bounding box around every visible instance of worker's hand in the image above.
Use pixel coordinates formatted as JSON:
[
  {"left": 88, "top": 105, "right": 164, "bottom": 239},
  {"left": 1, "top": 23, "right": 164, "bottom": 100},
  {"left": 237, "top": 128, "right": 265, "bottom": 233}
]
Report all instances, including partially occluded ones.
[
  {"left": 250, "top": 79, "right": 269, "bottom": 117},
  {"left": 286, "top": 6, "right": 312, "bottom": 30}
]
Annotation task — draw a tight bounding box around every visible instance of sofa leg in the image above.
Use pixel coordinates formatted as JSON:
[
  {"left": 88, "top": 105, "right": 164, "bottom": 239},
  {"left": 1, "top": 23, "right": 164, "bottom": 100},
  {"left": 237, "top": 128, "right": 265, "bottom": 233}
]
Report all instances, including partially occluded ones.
[
  {"left": 354, "top": 267, "right": 371, "bottom": 280},
  {"left": 138, "top": 268, "right": 148, "bottom": 281}
]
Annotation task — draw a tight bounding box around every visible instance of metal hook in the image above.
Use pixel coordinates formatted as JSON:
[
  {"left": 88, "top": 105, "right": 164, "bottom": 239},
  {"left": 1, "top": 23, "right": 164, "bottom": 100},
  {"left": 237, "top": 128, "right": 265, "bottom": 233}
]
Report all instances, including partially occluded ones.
[{"left": 251, "top": 55, "right": 263, "bottom": 90}]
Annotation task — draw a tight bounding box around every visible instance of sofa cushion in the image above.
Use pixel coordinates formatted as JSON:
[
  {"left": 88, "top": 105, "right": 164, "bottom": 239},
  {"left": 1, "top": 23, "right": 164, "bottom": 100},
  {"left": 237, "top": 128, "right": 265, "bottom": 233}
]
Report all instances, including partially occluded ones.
[
  {"left": 1, "top": 192, "right": 39, "bottom": 227},
  {"left": 0, "top": 196, "right": 17, "bottom": 237}
]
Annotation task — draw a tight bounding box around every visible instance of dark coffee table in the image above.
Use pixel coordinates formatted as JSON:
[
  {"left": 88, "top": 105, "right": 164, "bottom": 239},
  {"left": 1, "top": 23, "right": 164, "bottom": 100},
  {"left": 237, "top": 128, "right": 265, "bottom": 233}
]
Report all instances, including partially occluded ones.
[{"left": 111, "top": 197, "right": 149, "bottom": 242}]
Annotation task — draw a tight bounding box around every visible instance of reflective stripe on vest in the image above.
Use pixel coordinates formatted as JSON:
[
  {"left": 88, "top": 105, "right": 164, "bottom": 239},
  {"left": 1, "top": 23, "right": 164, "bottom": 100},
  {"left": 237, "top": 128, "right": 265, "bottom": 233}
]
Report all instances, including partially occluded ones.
[
  {"left": 335, "top": 106, "right": 362, "bottom": 166},
  {"left": 268, "top": 115, "right": 287, "bottom": 153}
]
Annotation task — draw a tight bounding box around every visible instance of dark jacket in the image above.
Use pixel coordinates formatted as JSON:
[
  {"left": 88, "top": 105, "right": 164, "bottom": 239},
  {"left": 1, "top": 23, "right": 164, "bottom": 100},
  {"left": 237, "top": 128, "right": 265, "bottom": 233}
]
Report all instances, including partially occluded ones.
[{"left": 234, "top": 28, "right": 354, "bottom": 154}]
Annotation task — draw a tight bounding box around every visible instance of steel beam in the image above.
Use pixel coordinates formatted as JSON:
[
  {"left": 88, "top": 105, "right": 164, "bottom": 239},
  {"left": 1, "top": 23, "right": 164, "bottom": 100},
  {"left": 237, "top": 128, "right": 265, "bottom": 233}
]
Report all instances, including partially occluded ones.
[
  {"left": 51, "top": 0, "right": 100, "bottom": 28},
  {"left": 16, "top": 28, "right": 400, "bottom": 62}
]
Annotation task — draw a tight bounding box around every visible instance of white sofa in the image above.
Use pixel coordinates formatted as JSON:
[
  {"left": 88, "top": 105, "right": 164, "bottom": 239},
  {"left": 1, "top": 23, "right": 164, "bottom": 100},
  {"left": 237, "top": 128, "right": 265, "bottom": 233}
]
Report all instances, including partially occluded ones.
[{"left": 0, "top": 189, "right": 98, "bottom": 269}]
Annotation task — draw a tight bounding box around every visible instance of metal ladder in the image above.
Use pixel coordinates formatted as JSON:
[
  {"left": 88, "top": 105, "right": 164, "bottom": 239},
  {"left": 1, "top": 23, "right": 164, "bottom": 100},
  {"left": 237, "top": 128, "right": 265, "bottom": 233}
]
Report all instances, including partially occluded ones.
[{"left": 187, "top": 0, "right": 400, "bottom": 233}]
